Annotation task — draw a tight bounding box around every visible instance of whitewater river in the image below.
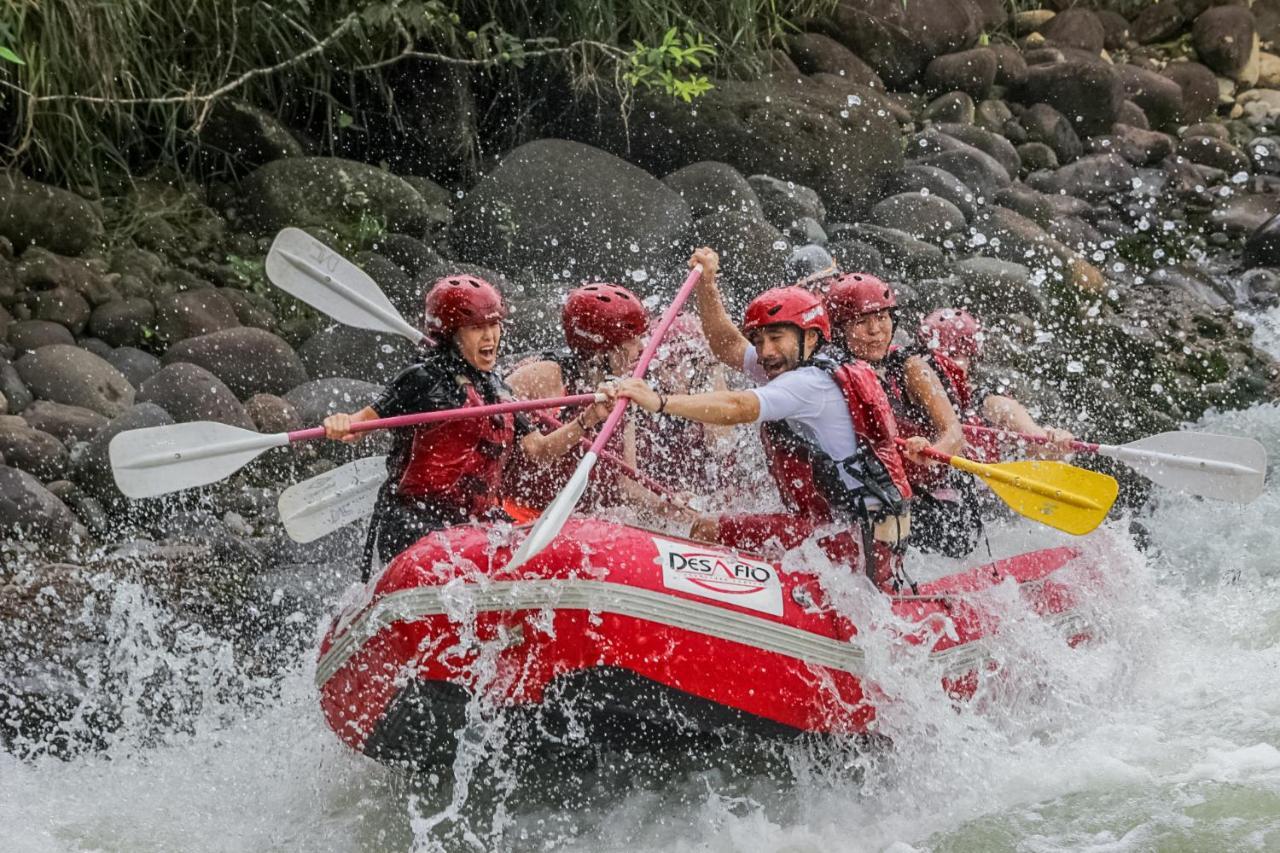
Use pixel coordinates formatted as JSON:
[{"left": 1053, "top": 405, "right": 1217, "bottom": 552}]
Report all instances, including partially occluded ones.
[{"left": 4, "top": 324, "right": 1280, "bottom": 852}]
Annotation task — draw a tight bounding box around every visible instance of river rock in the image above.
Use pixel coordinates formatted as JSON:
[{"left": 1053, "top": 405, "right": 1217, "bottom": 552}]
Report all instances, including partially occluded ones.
[
  {"left": 954, "top": 257, "right": 1043, "bottom": 315},
  {"left": 913, "top": 145, "right": 1011, "bottom": 200},
  {"left": 1020, "top": 103, "right": 1083, "bottom": 164},
  {"left": 284, "top": 378, "right": 382, "bottom": 425},
  {"left": 825, "top": 0, "right": 984, "bottom": 87},
  {"left": 87, "top": 298, "right": 155, "bottom": 348},
  {"left": 1028, "top": 153, "right": 1139, "bottom": 203},
  {"left": 367, "top": 234, "right": 443, "bottom": 280},
  {"left": 1099, "top": 124, "right": 1177, "bottom": 167},
  {"left": 217, "top": 289, "right": 275, "bottom": 331},
  {"left": 923, "top": 48, "right": 997, "bottom": 98},
  {"left": 155, "top": 289, "right": 240, "bottom": 342},
  {"left": 1042, "top": 8, "right": 1105, "bottom": 53},
  {"left": 787, "top": 32, "right": 885, "bottom": 90},
  {"left": 989, "top": 44, "right": 1028, "bottom": 88},
  {"left": 239, "top": 157, "right": 446, "bottom": 237},
  {"left": 75, "top": 403, "right": 174, "bottom": 504},
  {"left": 867, "top": 193, "right": 967, "bottom": 242},
  {"left": 1017, "top": 142, "right": 1060, "bottom": 174},
  {"left": 1117, "top": 64, "right": 1183, "bottom": 130},
  {"left": 826, "top": 239, "right": 887, "bottom": 277},
  {"left": 161, "top": 327, "right": 307, "bottom": 399},
  {"left": 1116, "top": 99, "right": 1150, "bottom": 130},
  {"left": 296, "top": 324, "right": 416, "bottom": 385},
  {"left": 1017, "top": 61, "right": 1124, "bottom": 136},
  {"left": 1177, "top": 136, "right": 1250, "bottom": 173},
  {"left": 28, "top": 288, "right": 91, "bottom": 336},
  {"left": 0, "top": 421, "right": 68, "bottom": 480},
  {"left": 1096, "top": 10, "right": 1130, "bottom": 51},
  {"left": 1210, "top": 194, "right": 1280, "bottom": 235},
  {"left": 21, "top": 400, "right": 108, "bottom": 445},
  {"left": 14, "top": 345, "right": 134, "bottom": 417},
  {"left": 935, "top": 123, "right": 1022, "bottom": 178},
  {"left": 1132, "top": 2, "right": 1187, "bottom": 44},
  {"left": 748, "top": 174, "right": 826, "bottom": 226},
  {"left": 105, "top": 347, "right": 161, "bottom": 387},
  {"left": 452, "top": 139, "right": 691, "bottom": 283},
  {"left": 1162, "top": 62, "right": 1219, "bottom": 123},
  {"left": 0, "top": 466, "right": 82, "bottom": 543},
  {"left": 888, "top": 165, "right": 979, "bottom": 220},
  {"left": 1192, "top": 6, "right": 1258, "bottom": 81},
  {"left": 0, "top": 175, "right": 102, "bottom": 257},
  {"left": 8, "top": 320, "right": 74, "bottom": 354},
  {"left": 1244, "top": 212, "right": 1280, "bottom": 267},
  {"left": 244, "top": 394, "right": 302, "bottom": 434},
  {"left": 973, "top": 206, "right": 1104, "bottom": 292},
  {"left": 1247, "top": 137, "right": 1280, "bottom": 175},
  {"left": 137, "top": 363, "right": 253, "bottom": 429},
  {"left": 839, "top": 223, "right": 947, "bottom": 276},
  {"left": 198, "top": 99, "right": 304, "bottom": 170},
  {"left": 923, "top": 91, "right": 976, "bottom": 124},
  {"left": 975, "top": 99, "right": 1014, "bottom": 135},
  {"left": 1013, "top": 10, "right": 1055, "bottom": 36},
  {"left": 0, "top": 360, "right": 30, "bottom": 414},
  {"left": 662, "top": 162, "right": 764, "bottom": 220},
  {"left": 691, "top": 210, "right": 791, "bottom": 302}
]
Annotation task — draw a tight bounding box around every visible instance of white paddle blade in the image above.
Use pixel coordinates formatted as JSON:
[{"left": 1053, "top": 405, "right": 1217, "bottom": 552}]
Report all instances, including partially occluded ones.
[
  {"left": 506, "top": 452, "right": 598, "bottom": 571},
  {"left": 265, "top": 227, "right": 424, "bottom": 343},
  {"left": 278, "top": 456, "right": 388, "bottom": 543},
  {"left": 109, "top": 422, "right": 288, "bottom": 499},
  {"left": 1103, "top": 431, "right": 1268, "bottom": 503}
]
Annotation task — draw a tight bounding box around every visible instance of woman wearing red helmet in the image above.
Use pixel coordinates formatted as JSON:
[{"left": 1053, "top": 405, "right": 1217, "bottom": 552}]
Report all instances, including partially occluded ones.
[
  {"left": 323, "top": 274, "right": 610, "bottom": 572},
  {"left": 609, "top": 248, "right": 915, "bottom": 591},
  {"left": 825, "top": 274, "right": 978, "bottom": 558},
  {"left": 917, "top": 308, "right": 1074, "bottom": 459}
]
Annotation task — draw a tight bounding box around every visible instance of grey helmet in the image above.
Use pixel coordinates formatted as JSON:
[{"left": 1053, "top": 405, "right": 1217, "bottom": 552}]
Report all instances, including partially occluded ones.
[{"left": 784, "top": 244, "right": 839, "bottom": 288}]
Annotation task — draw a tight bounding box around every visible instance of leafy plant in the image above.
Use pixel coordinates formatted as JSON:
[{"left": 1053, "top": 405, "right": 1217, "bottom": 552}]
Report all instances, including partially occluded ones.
[
  {"left": 624, "top": 28, "right": 716, "bottom": 102},
  {"left": 0, "top": 45, "right": 22, "bottom": 65}
]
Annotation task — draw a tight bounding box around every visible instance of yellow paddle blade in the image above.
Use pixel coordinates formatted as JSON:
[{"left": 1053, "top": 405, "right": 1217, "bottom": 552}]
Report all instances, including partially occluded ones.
[{"left": 948, "top": 457, "right": 1119, "bottom": 536}]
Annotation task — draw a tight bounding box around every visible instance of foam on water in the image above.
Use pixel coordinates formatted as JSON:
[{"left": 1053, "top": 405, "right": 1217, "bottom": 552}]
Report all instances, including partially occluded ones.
[{"left": 4, "top": 401, "right": 1280, "bottom": 852}]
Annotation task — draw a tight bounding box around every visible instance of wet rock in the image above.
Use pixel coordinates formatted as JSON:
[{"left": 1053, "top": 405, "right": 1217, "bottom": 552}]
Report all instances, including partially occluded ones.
[
  {"left": 8, "top": 320, "right": 74, "bottom": 354},
  {"left": 1244, "top": 211, "right": 1280, "bottom": 267},
  {"left": 160, "top": 327, "right": 307, "bottom": 400},
  {"left": 973, "top": 206, "right": 1104, "bottom": 292},
  {"left": 1162, "top": 61, "right": 1220, "bottom": 123},
  {"left": 1146, "top": 264, "right": 1231, "bottom": 309},
  {"left": 1096, "top": 10, "right": 1131, "bottom": 51},
  {"left": 239, "top": 156, "right": 447, "bottom": 237},
  {"left": 341, "top": 250, "right": 416, "bottom": 322},
  {"left": 888, "top": 165, "right": 979, "bottom": 220},
  {"left": 217, "top": 288, "right": 276, "bottom": 331},
  {"left": 662, "top": 162, "right": 764, "bottom": 220},
  {"left": 155, "top": 289, "right": 240, "bottom": 342},
  {"left": 244, "top": 394, "right": 302, "bottom": 434},
  {"left": 826, "top": 239, "right": 887, "bottom": 277},
  {"left": 1116, "top": 99, "right": 1150, "bottom": 130},
  {"left": 1183, "top": 122, "right": 1231, "bottom": 142},
  {"left": 76, "top": 338, "right": 112, "bottom": 361},
  {"left": 1094, "top": 124, "right": 1177, "bottom": 167},
  {"left": 839, "top": 224, "right": 947, "bottom": 276},
  {"left": 21, "top": 400, "right": 107, "bottom": 445},
  {"left": 1042, "top": 8, "right": 1105, "bottom": 53},
  {"left": 1177, "top": 136, "right": 1250, "bottom": 173},
  {"left": 296, "top": 324, "right": 416, "bottom": 385},
  {"left": 935, "top": 123, "right": 1022, "bottom": 178},
  {"left": 748, "top": 174, "right": 827, "bottom": 227},
  {"left": 1017, "top": 60, "right": 1124, "bottom": 136},
  {"left": 975, "top": 99, "right": 1014, "bottom": 135},
  {"left": 914, "top": 145, "right": 1012, "bottom": 200},
  {"left": 137, "top": 363, "right": 253, "bottom": 429},
  {"left": 198, "top": 99, "right": 304, "bottom": 170},
  {"left": 1019, "top": 103, "right": 1084, "bottom": 164},
  {"left": 1192, "top": 7, "right": 1258, "bottom": 81},
  {"left": 0, "top": 175, "right": 102, "bottom": 257},
  {"left": 1256, "top": 51, "right": 1280, "bottom": 89},
  {"left": 954, "top": 257, "right": 1043, "bottom": 315},
  {"left": 1013, "top": 10, "right": 1056, "bottom": 36},
  {"left": 692, "top": 210, "right": 790, "bottom": 302},
  {"left": 284, "top": 378, "right": 382, "bottom": 425},
  {"left": 0, "top": 421, "right": 68, "bottom": 480},
  {"left": 787, "top": 32, "right": 885, "bottom": 90},
  {"left": 1239, "top": 88, "right": 1280, "bottom": 125},
  {"left": 0, "top": 466, "right": 82, "bottom": 543},
  {"left": 367, "top": 234, "right": 443, "bottom": 280},
  {"left": 1210, "top": 193, "right": 1280, "bottom": 235},
  {"left": 1017, "top": 143, "right": 1059, "bottom": 175},
  {"left": 825, "top": 0, "right": 984, "bottom": 87},
  {"left": 26, "top": 288, "right": 91, "bottom": 336},
  {"left": 1028, "top": 153, "right": 1139, "bottom": 203},
  {"left": 87, "top": 298, "right": 155, "bottom": 348},
  {"left": 788, "top": 217, "right": 828, "bottom": 246},
  {"left": 1247, "top": 136, "right": 1280, "bottom": 174},
  {"left": 984, "top": 45, "right": 1025, "bottom": 90},
  {"left": 923, "top": 49, "right": 997, "bottom": 98},
  {"left": 452, "top": 139, "right": 692, "bottom": 283},
  {"left": 104, "top": 347, "right": 161, "bottom": 387},
  {"left": 1240, "top": 267, "right": 1280, "bottom": 306},
  {"left": 992, "top": 185, "right": 1055, "bottom": 229},
  {"left": 14, "top": 345, "right": 134, "bottom": 417},
  {"left": 75, "top": 403, "right": 174, "bottom": 504},
  {"left": 1132, "top": 2, "right": 1187, "bottom": 45},
  {"left": 923, "top": 91, "right": 976, "bottom": 124},
  {"left": 0, "top": 360, "right": 31, "bottom": 414},
  {"left": 867, "top": 193, "right": 967, "bottom": 242},
  {"left": 1116, "top": 64, "right": 1183, "bottom": 130}
]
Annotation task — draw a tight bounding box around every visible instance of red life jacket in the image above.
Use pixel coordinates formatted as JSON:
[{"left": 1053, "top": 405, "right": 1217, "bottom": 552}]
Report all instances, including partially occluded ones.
[
  {"left": 396, "top": 378, "right": 515, "bottom": 518},
  {"left": 759, "top": 355, "right": 911, "bottom": 526},
  {"left": 927, "top": 349, "right": 1001, "bottom": 463}
]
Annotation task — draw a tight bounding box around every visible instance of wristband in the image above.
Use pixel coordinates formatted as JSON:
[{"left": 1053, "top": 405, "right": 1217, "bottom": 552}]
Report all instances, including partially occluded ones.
[{"left": 657, "top": 394, "right": 668, "bottom": 414}]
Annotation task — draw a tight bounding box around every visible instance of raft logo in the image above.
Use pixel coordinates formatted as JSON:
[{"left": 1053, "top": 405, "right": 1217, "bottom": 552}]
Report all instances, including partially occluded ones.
[{"left": 652, "top": 537, "right": 783, "bottom": 616}]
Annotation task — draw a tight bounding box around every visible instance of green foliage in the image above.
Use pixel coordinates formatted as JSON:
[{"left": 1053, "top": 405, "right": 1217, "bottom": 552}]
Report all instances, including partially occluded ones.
[
  {"left": 0, "top": 46, "right": 22, "bottom": 65},
  {"left": 625, "top": 28, "right": 716, "bottom": 102}
]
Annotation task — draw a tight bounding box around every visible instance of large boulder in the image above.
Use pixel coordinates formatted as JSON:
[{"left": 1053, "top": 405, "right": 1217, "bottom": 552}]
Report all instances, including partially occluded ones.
[
  {"left": 244, "top": 394, "right": 302, "bottom": 434},
  {"left": 866, "top": 193, "right": 967, "bottom": 243},
  {"left": 451, "top": 140, "right": 692, "bottom": 284},
  {"left": 87, "top": 298, "right": 155, "bottom": 348},
  {"left": 1104, "top": 124, "right": 1177, "bottom": 167},
  {"left": 748, "top": 175, "right": 827, "bottom": 226},
  {"left": 0, "top": 419, "right": 68, "bottom": 481},
  {"left": 1020, "top": 103, "right": 1084, "bottom": 164},
  {"left": 296, "top": 324, "right": 416, "bottom": 385},
  {"left": 1116, "top": 65, "right": 1184, "bottom": 130},
  {"left": 0, "top": 360, "right": 31, "bottom": 414},
  {"left": 1192, "top": 7, "right": 1258, "bottom": 81},
  {"left": 198, "top": 99, "right": 304, "bottom": 171},
  {"left": 973, "top": 206, "right": 1105, "bottom": 293},
  {"left": 8, "top": 320, "right": 75, "bottom": 355},
  {"left": 0, "top": 466, "right": 82, "bottom": 543},
  {"left": 824, "top": 0, "right": 984, "bottom": 88},
  {"left": 104, "top": 347, "right": 162, "bottom": 387},
  {"left": 1042, "top": 9, "right": 1105, "bottom": 53},
  {"left": 562, "top": 80, "right": 903, "bottom": 221},
  {"left": 935, "top": 123, "right": 1022, "bottom": 178},
  {"left": 136, "top": 363, "right": 253, "bottom": 429},
  {"left": 284, "top": 378, "right": 382, "bottom": 425},
  {"left": 161, "top": 327, "right": 307, "bottom": 399},
  {"left": 887, "top": 165, "right": 979, "bottom": 220},
  {"left": 21, "top": 400, "right": 108, "bottom": 445},
  {"left": 690, "top": 210, "right": 791, "bottom": 305},
  {"left": 923, "top": 48, "right": 998, "bottom": 99},
  {"left": 1027, "top": 153, "right": 1139, "bottom": 203},
  {"left": 913, "top": 145, "right": 1012, "bottom": 200},
  {"left": 1177, "top": 136, "right": 1250, "bottom": 173},
  {"left": 1132, "top": 2, "right": 1189, "bottom": 45},
  {"left": 155, "top": 289, "right": 241, "bottom": 342},
  {"left": 238, "top": 157, "right": 447, "bottom": 238},
  {"left": 787, "top": 32, "right": 885, "bottom": 90},
  {"left": 28, "top": 287, "right": 91, "bottom": 335},
  {"left": 75, "top": 403, "right": 174, "bottom": 504},
  {"left": 1017, "top": 61, "right": 1124, "bottom": 137},
  {"left": 662, "top": 162, "right": 763, "bottom": 220},
  {"left": 0, "top": 175, "right": 102, "bottom": 257},
  {"left": 1161, "top": 62, "right": 1219, "bottom": 123},
  {"left": 14, "top": 345, "right": 135, "bottom": 417}
]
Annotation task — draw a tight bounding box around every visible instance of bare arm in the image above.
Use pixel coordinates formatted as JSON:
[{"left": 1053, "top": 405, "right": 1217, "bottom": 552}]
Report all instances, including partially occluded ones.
[
  {"left": 982, "top": 394, "right": 1075, "bottom": 458},
  {"left": 520, "top": 399, "right": 609, "bottom": 461},
  {"left": 690, "top": 247, "right": 749, "bottom": 371},
  {"left": 323, "top": 406, "right": 379, "bottom": 442},
  {"left": 505, "top": 359, "right": 564, "bottom": 400},
  {"left": 904, "top": 356, "right": 964, "bottom": 457},
  {"left": 611, "top": 378, "right": 760, "bottom": 426}
]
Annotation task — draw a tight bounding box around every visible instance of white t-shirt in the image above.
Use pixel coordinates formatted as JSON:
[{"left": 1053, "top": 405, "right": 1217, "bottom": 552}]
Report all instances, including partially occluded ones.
[{"left": 742, "top": 346, "right": 868, "bottom": 494}]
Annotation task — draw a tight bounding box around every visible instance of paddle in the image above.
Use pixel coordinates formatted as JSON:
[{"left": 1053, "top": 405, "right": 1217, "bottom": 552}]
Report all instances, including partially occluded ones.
[
  {"left": 109, "top": 393, "right": 604, "bottom": 499},
  {"left": 507, "top": 265, "right": 704, "bottom": 570},
  {"left": 899, "top": 439, "right": 1119, "bottom": 535},
  {"left": 964, "top": 425, "right": 1267, "bottom": 504}
]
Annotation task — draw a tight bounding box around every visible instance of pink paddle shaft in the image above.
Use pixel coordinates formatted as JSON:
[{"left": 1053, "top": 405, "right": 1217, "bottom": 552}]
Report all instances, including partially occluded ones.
[
  {"left": 284, "top": 394, "right": 601, "bottom": 443},
  {"left": 964, "top": 424, "right": 1096, "bottom": 453},
  {"left": 894, "top": 436, "right": 954, "bottom": 465},
  {"left": 530, "top": 411, "right": 677, "bottom": 498},
  {"left": 589, "top": 266, "right": 704, "bottom": 456}
]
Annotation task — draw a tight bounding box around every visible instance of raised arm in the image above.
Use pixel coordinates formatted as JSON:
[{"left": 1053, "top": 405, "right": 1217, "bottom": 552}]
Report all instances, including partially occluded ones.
[
  {"left": 982, "top": 394, "right": 1074, "bottom": 458},
  {"left": 690, "top": 247, "right": 750, "bottom": 371},
  {"left": 901, "top": 355, "right": 964, "bottom": 463}
]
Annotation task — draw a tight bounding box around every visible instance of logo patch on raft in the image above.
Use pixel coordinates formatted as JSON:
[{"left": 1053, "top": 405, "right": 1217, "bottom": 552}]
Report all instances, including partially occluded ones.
[{"left": 652, "top": 537, "right": 783, "bottom": 616}]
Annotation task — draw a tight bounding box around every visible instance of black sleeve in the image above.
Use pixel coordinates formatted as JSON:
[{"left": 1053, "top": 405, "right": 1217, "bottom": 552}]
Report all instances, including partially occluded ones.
[
  {"left": 513, "top": 412, "right": 535, "bottom": 439},
  {"left": 371, "top": 365, "right": 464, "bottom": 419}
]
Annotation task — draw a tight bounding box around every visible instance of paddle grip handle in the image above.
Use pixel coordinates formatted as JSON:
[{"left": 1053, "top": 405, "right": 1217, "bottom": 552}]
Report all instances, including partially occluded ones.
[
  {"left": 287, "top": 393, "right": 603, "bottom": 443},
  {"left": 587, "top": 266, "right": 703, "bottom": 457},
  {"left": 963, "top": 424, "right": 1098, "bottom": 453}
]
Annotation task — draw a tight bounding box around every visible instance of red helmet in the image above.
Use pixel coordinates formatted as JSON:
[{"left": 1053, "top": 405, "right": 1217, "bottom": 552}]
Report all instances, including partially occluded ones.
[
  {"left": 917, "top": 307, "right": 983, "bottom": 359},
  {"left": 741, "top": 286, "right": 831, "bottom": 341},
  {"left": 562, "top": 283, "right": 649, "bottom": 353},
  {"left": 825, "top": 273, "right": 896, "bottom": 326},
  {"left": 423, "top": 274, "right": 506, "bottom": 337}
]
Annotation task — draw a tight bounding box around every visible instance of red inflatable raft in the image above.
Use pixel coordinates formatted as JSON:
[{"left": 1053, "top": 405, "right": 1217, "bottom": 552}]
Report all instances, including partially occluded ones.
[{"left": 316, "top": 519, "right": 1097, "bottom": 766}]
